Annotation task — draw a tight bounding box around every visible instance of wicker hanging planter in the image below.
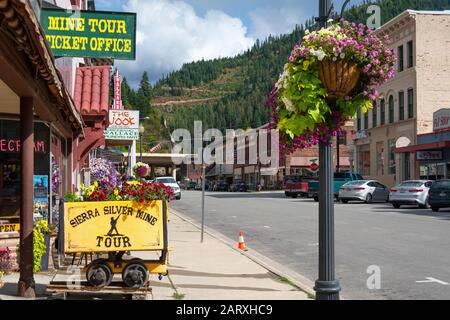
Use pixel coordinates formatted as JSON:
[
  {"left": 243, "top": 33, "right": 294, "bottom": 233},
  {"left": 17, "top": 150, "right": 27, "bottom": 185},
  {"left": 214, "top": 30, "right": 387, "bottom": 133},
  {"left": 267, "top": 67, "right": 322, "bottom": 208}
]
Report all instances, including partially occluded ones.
[{"left": 319, "top": 60, "right": 361, "bottom": 104}]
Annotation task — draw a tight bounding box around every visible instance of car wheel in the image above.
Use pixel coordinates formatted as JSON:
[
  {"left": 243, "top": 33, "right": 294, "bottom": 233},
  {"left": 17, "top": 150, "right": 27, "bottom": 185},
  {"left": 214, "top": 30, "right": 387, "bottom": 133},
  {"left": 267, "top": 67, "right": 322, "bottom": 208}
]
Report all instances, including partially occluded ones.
[
  {"left": 292, "top": 194, "right": 298, "bottom": 199},
  {"left": 432, "top": 207, "right": 439, "bottom": 212},
  {"left": 393, "top": 203, "right": 401, "bottom": 209},
  {"left": 341, "top": 199, "right": 348, "bottom": 204},
  {"left": 176, "top": 195, "right": 181, "bottom": 200},
  {"left": 314, "top": 196, "right": 319, "bottom": 202},
  {"left": 365, "top": 193, "right": 373, "bottom": 204}
]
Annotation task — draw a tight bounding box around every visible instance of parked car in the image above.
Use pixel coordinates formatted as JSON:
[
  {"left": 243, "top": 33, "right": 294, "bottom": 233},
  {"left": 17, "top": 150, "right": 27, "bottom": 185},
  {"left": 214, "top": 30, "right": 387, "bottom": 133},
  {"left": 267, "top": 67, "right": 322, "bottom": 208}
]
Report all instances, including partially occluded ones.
[
  {"left": 231, "top": 180, "right": 248, "bottom": 192},
  {"left": 195, "top": 181, "right": 210, "bottom": 191},
  {"left": 428, "top": 180, "right": 450, "bottom": 212},
  {"left": 216, "top": 181, "right": 230, "bottom": 192},
  {"left": 389, "top": 180, "right": 433, "bottom": 209},
  {"left": 338, "top": 180, "right": 390, "bottom": 204},
  {"left": 309, "top": 172, "right": 364, "bottom": 202},
  {"left": 186, "top": 181, "right": 197, "bottom": 190},
  {"left": 155, "top": 176, "right": 181, "bottom": 200},
  {"left": 284, "top": 176, "right": 314, "bottom": 198}
]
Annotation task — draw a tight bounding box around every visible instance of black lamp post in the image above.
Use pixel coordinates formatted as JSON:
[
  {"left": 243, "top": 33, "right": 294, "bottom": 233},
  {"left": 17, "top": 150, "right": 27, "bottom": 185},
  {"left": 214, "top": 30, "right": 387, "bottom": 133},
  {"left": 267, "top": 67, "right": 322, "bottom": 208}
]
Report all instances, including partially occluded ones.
[
  {"left": 314, "top": 0, "right": 341, "bottom": 300},
  {"left": 139, "top": 125, "right": 145, "bottom": 163}
]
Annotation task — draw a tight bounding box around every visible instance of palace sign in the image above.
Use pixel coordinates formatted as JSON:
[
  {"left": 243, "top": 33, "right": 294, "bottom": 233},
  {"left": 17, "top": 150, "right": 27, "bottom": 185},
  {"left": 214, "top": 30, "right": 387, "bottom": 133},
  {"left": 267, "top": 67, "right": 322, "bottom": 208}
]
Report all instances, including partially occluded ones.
[
  {"left": 41, "top": 9, "right": 136, "bottom": 60},
  {"left": 104, "top": 128, "right": 139, "bottom": 140}
]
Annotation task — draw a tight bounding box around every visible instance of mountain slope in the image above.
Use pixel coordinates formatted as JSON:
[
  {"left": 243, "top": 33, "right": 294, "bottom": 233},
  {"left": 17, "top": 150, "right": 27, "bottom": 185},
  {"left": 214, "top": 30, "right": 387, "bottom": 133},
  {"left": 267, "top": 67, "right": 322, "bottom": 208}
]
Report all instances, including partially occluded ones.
[{"left": 124, "top": 0, "right": 450, "bottom": 140}]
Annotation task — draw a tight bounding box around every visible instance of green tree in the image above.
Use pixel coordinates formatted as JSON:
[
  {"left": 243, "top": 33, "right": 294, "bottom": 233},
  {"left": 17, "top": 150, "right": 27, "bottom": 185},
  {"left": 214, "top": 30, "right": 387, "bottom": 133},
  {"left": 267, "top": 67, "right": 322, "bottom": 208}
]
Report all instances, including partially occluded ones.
[{"left": 136, "top": 71, "right": 152, "bottom": 117}]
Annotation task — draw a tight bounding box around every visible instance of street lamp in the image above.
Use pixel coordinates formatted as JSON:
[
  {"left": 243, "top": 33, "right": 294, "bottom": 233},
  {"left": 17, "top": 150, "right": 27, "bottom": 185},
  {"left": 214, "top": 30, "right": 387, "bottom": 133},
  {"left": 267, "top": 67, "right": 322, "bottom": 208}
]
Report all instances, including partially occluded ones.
[
  {"left": 139, "top": 125, "right": 145, "bottom": 163},
  {"left": 314, "top": 0, "right": 341, "bottom": 301}
]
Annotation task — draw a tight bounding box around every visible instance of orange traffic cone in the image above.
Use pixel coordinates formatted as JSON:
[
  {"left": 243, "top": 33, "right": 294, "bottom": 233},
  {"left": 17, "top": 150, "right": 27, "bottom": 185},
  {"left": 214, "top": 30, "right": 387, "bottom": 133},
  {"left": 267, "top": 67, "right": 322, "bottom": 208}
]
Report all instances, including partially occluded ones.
[{"left": 238, "top": 232, "right": 248, "bottom": 251}]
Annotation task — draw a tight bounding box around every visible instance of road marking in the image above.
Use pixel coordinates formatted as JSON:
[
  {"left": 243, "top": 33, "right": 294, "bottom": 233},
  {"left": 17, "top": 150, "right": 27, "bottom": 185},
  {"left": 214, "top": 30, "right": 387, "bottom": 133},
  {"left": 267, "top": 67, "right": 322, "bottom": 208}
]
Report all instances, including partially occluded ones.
[
  {"left": 416, "top": 277, "right": 449, "bottom": 285},
  {"left": 263, "top": 226, "right": 271, "bottom": 229},
  {"left": 307, "top": 243, "right": 319, "bottom": 247},
  {"left": 231, "top": 216, "right": 237, "bottom": 219}
]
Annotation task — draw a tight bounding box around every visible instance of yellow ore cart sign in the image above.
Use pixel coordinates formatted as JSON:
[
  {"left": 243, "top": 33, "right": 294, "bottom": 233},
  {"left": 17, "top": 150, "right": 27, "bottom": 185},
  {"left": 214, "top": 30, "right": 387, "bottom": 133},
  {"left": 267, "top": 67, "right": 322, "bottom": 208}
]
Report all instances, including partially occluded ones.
[{"left": 64, "top": 201, "right": 166, "bottom": 253}]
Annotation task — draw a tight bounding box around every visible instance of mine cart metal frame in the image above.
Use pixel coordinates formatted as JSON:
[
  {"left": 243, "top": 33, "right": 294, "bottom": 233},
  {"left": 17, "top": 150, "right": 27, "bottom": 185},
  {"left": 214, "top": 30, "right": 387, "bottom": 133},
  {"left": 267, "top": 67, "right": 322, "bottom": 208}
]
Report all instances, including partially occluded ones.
[{"left": 47, "top": 200, "right": 170, "bottom": 298}]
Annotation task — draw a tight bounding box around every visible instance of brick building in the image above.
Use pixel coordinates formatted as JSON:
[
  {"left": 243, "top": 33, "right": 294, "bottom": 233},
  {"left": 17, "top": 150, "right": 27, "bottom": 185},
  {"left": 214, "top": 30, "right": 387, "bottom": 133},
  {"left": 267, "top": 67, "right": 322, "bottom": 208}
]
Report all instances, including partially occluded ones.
[{"left": 354, "top": 10, "right": 450, "bottom": 187}]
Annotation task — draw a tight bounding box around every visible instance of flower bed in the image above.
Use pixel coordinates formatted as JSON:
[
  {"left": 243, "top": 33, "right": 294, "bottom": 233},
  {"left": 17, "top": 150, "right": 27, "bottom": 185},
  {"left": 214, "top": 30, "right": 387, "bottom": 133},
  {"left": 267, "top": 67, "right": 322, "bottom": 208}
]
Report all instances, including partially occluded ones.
[
  {"left": 268, "top": 19, "right": 396, "bottom": 151},
  {"left": 67, "top": 180, "right": 174, "bottom": 203}
]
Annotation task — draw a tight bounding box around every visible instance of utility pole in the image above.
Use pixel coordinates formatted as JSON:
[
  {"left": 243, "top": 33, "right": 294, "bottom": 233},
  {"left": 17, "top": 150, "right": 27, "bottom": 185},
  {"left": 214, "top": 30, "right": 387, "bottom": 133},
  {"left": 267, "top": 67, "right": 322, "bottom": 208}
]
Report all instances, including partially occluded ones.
[{"left": 314, "top": 0, "right": 341, "bottom": 300}]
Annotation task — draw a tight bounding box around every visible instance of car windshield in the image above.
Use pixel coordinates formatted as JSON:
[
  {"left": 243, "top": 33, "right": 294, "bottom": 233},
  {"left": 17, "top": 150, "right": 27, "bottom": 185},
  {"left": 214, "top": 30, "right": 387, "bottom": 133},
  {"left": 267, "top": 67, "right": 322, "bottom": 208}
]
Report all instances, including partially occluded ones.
[
  {"left": 157, "top": 178, "right": 176, "bottom": 184},
  {"left": 398, "top": 181, "right": 424, "bottom": 188},
  {"left": 432, "top": 180, "right": 450, "bottom": 188},
  {"left": 334, "top": 173, "right": 364, "bottom": 180},
  {"left": 343, "top": 180, "right": 366, "bottom": 187}
]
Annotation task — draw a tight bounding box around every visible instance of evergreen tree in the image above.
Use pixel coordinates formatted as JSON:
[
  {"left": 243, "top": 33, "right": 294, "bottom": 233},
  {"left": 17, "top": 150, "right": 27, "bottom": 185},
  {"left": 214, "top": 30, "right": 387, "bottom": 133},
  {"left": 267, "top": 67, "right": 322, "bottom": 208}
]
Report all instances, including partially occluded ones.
[{"left": 136, "top": 71, "right": 152, "bottom": 117}]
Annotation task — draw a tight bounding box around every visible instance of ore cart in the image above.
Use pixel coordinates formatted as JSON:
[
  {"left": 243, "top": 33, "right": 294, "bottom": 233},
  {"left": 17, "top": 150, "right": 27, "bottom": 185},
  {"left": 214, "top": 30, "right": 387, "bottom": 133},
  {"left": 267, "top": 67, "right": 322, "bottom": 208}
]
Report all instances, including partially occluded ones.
[{"left": 47, "top": 200, "right": 169, "bottom": 299}]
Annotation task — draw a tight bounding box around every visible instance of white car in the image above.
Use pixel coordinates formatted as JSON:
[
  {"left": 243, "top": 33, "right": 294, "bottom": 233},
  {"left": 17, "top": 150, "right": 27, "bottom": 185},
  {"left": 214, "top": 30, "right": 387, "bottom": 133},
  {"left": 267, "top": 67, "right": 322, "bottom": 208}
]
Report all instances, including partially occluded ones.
[
  {"left": 389, "top": 180, "right": 433, "bottom": 209},
  {"left": 339, "top": 180, "right": 390, "bottom": 204},
  {"left": 155, "top": 177, "right": 181, "bottom": 200}
]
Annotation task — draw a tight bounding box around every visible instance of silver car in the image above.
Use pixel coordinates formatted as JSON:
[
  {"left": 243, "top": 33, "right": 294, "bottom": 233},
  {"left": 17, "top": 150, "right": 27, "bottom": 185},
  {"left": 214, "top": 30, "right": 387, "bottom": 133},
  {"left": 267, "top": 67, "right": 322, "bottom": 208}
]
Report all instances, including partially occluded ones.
[
  {"left": 339, "top": 180, "right": 390, "bottom": 204},
  {"left": 389, "top": 180, "right": 433, "bottom": 209}
]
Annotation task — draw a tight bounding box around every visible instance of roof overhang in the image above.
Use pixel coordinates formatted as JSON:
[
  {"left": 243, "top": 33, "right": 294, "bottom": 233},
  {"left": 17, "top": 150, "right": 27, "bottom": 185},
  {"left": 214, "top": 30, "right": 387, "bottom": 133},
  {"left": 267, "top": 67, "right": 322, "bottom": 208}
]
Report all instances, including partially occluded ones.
[
  {"left": 395, "top": 141, "right": 450, "bottom": 153},
  {"left": 0, "top": 0, "right": 84, "bottom": 134}
]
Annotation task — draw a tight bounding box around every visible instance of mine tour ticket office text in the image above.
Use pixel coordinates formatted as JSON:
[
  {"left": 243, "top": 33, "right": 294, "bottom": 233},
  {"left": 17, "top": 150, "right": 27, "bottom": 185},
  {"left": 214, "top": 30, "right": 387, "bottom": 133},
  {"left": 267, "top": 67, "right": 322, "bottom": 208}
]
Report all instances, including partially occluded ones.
[
  {"left": 46, "top": 17, "right": 132, "bottom": 53},
  {"left": 41, "top": 9, "right": 136, "bottom": 59}
]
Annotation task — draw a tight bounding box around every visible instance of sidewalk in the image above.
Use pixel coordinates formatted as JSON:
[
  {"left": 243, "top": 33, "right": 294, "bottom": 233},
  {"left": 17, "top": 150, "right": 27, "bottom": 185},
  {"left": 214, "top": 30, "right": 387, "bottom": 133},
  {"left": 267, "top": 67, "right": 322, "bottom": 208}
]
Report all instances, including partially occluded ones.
[
  {"left": 0, "top": 210, "right": 311, "bottom": 300},
  {"left": 140, "top": 211, "right": 311, "bottom": 300}
]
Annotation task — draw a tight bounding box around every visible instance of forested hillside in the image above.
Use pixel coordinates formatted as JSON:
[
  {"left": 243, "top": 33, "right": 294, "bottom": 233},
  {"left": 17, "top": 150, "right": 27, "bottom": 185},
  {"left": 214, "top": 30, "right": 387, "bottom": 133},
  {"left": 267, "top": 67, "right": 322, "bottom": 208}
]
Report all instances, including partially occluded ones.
[{"left": 121, "top": 0, "right": 450, "bottom": 148}]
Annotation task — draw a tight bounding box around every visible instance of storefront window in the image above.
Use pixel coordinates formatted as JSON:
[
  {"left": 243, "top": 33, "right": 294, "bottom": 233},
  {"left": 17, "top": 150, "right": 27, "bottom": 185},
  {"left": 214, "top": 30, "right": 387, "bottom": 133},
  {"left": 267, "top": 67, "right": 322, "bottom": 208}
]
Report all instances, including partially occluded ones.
[
  {"left": 380, "top": 99, "right": 386, "bottom": 125},
  {"left": 388, "top": 140, "right": 396, "bottom": 175},
  {"left": 358, "top": 145, "right": 371, "bottom": 176},
  {"left": 372, "top": 102, "right": 377, "bottom": 128},
  {"left": 389, "top": 95, "right": 394, "bottom": 124},
  {"left": 376, "top": 142, "right": 385, "bottom": 176},
  {"left": 399, "top": 91, "right": 405, "bottom": 121},
  {"left": 0, "top": 120, "right": 50, "bottom": 223}
]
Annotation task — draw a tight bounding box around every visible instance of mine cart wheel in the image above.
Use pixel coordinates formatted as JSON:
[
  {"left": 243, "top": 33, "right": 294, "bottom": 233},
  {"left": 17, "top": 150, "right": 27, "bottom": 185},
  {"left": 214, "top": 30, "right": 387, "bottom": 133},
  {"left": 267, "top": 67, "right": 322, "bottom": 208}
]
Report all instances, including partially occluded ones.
[
  {"left": 86, "top": 259, "right": 114, "bottom": 289},
  {"left": 122, "top": 259, "right": 149, "bottom": 289}
]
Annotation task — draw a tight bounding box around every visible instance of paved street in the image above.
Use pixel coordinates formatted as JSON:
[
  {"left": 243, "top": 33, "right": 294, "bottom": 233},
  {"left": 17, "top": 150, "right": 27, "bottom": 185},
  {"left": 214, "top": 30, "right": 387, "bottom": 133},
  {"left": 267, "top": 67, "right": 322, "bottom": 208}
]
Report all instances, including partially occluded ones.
[{"left": 172, "top": 191, "right": 450, "bottom": 300}]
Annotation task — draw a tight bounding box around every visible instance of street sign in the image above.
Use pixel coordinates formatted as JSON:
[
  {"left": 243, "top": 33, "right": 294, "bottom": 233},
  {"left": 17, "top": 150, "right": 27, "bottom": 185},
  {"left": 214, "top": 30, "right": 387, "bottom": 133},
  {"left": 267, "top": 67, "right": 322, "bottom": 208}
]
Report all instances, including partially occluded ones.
[
  {"left": 41, "top": 8, "right": 137, "bottom": 60},
  {"left": 104, "top": 128, "right": 139, "bottom": 140},
  {"left": 310, "top": 163, "right": 319, "bottom": 172}
]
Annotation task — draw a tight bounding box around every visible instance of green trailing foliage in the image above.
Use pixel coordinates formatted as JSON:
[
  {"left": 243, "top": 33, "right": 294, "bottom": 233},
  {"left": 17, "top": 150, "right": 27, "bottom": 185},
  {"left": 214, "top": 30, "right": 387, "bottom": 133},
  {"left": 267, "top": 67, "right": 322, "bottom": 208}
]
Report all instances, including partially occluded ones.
[{"left": 33, "top": 220, "right": 52, "bottom": 273}]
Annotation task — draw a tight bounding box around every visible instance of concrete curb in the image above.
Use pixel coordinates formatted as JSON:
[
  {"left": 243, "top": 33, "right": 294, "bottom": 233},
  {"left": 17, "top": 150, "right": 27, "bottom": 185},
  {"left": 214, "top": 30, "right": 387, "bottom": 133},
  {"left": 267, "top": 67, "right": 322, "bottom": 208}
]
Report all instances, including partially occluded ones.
[{"left": 170, "top": 208, "right": 317, "bottom": 298}]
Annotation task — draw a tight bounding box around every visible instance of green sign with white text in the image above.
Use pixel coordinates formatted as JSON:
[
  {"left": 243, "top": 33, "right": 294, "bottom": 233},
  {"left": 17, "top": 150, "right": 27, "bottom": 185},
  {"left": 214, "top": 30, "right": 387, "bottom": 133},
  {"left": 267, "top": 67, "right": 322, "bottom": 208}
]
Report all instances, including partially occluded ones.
[{"left": 41, "top": 8, "right": 136, "bottom": 60}]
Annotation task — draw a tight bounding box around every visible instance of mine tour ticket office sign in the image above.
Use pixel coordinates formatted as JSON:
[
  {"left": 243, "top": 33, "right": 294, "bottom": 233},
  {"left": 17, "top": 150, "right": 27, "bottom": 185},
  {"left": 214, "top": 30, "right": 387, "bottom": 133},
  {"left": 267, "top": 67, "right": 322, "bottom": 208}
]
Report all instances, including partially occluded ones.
[
  {"left": 64, "top": 201, "right": 166, "bottom": 253},
  {"left": 41, "top": 9, "right": 136, "bottom": 60}
]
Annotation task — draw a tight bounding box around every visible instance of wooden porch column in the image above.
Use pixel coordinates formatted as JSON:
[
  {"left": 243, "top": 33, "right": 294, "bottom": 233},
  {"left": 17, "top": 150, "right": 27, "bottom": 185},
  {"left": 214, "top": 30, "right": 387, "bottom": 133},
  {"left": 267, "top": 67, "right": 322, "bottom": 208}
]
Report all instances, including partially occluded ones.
[{"left": 18, "top": 97, "right": 36, "bottom": 298}]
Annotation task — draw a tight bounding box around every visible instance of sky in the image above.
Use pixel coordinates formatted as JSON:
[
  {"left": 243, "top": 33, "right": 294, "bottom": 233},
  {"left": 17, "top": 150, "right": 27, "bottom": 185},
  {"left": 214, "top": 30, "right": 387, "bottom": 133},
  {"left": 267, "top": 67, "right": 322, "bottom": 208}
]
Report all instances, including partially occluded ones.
[{"left": 95, "top": 0, "right": 364, "bottom": 87}]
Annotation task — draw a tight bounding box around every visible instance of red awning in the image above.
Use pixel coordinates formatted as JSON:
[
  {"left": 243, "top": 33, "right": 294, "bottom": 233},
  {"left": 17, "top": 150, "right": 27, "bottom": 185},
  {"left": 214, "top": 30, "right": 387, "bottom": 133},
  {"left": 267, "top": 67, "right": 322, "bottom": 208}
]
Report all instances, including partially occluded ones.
[{"left": 395, "top": 141, "right": 450, "bottom": 153}]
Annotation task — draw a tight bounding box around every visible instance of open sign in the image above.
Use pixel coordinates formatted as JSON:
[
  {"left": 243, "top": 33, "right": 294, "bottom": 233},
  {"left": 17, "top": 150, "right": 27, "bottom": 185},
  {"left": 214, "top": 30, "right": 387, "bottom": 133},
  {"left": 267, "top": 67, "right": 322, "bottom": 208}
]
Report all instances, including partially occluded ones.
[{"left": 109, "top": 110, "right": 139, "bottom": 129}]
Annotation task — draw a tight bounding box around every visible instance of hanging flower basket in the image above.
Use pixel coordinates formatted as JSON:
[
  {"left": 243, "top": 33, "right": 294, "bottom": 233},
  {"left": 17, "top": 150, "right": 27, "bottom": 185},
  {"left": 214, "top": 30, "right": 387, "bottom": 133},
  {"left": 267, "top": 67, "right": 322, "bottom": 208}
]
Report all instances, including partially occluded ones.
[
  {"left": 268, "top": 19, "right": 396, "bottom": 151},
  {"left": 318, "top": 60, "right": 361, "bottom": 103}
]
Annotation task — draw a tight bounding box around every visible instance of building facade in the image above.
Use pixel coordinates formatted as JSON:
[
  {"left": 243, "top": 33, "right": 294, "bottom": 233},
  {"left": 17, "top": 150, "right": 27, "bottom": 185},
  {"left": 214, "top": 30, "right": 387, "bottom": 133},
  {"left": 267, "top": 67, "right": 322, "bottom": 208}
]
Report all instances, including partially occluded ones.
[{"left": 354, "top": 10, "right": 450, "bottom": 187}]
